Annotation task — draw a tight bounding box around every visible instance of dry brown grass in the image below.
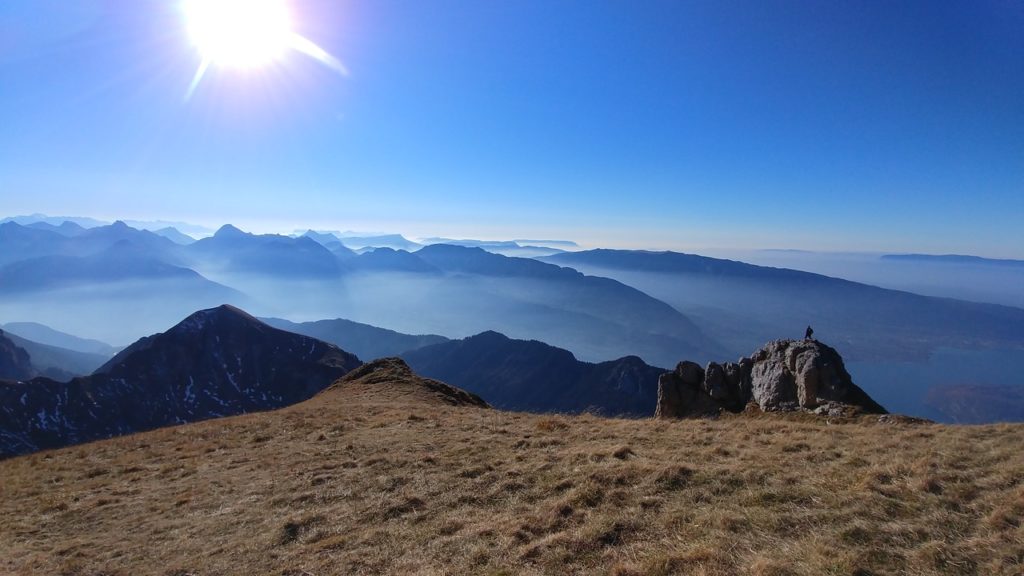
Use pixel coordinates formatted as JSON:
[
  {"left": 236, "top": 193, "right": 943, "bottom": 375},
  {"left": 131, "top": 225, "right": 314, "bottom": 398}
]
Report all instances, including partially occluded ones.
[{"left": 1, "top": 380, "right": 1023, "bottom": 575}]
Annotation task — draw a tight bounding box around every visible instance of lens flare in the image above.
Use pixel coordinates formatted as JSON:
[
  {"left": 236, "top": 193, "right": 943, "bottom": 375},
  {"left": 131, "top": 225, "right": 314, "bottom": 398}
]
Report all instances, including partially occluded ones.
[{"left": 181, "top": 0, "right": 347, "bottom": 100}]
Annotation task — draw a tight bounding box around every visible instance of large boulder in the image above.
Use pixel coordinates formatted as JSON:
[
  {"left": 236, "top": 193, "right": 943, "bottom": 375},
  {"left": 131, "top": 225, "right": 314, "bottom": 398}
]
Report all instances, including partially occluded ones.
[
  {"left": 655, "top": 361, "right": 717, "bottom": 418},
  {"left": 655, "top": 339, "right": 885, "bottom": 418}
]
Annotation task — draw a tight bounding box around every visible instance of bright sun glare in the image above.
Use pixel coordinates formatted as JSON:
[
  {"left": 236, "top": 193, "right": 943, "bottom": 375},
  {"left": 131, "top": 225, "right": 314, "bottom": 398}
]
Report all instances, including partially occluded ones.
[
  {"left": 181, "top": 0, "right": 347, "bottom": 99},
  {"left": 184, "top": 0, "right": 292, "bottom": 69}
]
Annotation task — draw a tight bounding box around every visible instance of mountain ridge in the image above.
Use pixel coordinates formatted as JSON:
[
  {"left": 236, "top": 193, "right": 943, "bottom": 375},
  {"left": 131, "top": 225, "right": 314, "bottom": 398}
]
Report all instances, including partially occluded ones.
[{"left": 0, "top": 305, "right": 361, "bottom": 458}]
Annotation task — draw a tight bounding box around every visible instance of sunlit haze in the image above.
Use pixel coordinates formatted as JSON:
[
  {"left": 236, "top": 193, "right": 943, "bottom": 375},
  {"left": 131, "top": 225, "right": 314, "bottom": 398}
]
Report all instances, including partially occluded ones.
[{"left": 0, "top": 1, "right": 1021, "bottom": 256}]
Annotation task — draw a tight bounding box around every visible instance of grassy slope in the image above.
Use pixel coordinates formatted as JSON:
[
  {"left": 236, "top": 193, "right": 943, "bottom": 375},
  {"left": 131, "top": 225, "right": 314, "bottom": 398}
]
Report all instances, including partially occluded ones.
[{"left": 1, "top": 375, "right": 1023, "bottom": 576}]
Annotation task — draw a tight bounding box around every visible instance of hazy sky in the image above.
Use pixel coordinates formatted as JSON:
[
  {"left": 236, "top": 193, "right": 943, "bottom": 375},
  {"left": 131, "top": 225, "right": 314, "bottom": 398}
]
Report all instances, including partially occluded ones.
[{"left": 1, "top": 1, "right": 1021, "bottom": 256}]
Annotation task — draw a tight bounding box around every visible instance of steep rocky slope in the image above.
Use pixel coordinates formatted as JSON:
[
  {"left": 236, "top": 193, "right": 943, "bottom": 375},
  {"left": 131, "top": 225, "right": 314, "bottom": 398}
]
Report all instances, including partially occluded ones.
[
  {"left": 0, "top": 330, "right": 35, "bottom": 381},
  {"left": 0, "top": 305, "right": 360, "bottom": 458}
]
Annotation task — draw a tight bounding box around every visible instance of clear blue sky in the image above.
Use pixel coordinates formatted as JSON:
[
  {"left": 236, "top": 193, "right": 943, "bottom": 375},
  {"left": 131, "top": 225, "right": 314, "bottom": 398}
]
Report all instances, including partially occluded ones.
[{"left": 1, "top": 1, "right": 1021, "bottom": 255}]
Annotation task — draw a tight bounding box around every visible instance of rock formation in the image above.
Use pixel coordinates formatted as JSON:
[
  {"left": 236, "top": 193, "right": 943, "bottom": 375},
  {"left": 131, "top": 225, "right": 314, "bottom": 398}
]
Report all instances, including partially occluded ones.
[{"left": 655, "top": 339, "right": 886, "bottom": 418}]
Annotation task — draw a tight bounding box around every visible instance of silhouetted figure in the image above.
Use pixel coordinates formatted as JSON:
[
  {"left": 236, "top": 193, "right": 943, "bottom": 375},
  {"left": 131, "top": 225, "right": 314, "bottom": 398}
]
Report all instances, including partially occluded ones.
[{"left": 805, "top": 325, "right": 814, "bottom": 340}]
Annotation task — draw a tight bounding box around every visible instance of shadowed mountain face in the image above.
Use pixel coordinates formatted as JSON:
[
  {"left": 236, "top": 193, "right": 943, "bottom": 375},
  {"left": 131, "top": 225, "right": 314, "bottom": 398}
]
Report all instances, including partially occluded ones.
[
  {"left": 1, "top": 332, "right": 109, "bottom": 381},
  {"left": 0, "top": 331, "right": 35, "bottom": 381},
  {"left": 543, "top": 249, "right": 1024, "bottom": 362},
  {"left": 402, "top": 330, "right": 665, "bottom": 416},
  {"left": 261, "top": 317, "right": 448, "bottom": 361},
  {"left": 0, "top": 305, "right": 361, "bottom": 458}
]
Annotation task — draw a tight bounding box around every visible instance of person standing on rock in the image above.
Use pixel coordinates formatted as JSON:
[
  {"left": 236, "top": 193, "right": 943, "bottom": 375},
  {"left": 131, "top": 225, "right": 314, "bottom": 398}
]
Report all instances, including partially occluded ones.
[{"left": 805, "top": 325, "right": 814, "bottom": 340}]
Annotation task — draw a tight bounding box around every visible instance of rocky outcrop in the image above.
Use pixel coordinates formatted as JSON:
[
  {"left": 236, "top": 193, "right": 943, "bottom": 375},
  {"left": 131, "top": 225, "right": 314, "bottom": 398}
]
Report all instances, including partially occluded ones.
[{"left": 655, "top": 339, "right": 885, "bottom": 418}]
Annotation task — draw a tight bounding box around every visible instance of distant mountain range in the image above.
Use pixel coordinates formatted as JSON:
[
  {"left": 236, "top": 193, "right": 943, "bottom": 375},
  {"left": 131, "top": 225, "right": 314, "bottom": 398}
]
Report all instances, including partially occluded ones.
[
  {"left": 0, "top": 221, "right": 716, "bottom": 364},
  {"left": 543, "top": 249, "right": 1024, "bottom": 362},
  {"left": 882, "top": 254, "right": 1024, "bottom": 267},
  {"left": 0, "top": 214, "right": 213, "bottom": 236},
  {"left": 0, "top": 220, "right": 180, "bottom": 266},
  {"left": 1, "top": 322, "right": 119, "bottom": 356},
  {"left": 0, "top": 305, "right": 361, "bottom": 458},
  {"left": 261, "top": 317, "right": 448, "bottom": 360},
  {"left": 187, "top": 225, "right": 344, "bottom": 277},
  {"left": 0, "top": 241, "right": 223, "bottom": 293},
  {"left": 4, "top": 216, "right": 1023, "bottom": 423},
  {"left": 1, "top": 331, "right": 109, "bottom": 381},
  {"left": 335, "top": 234, "right": 422, "bottom": 252},
  {"left": 419, "top": 238, "right": 567, "bottom": 258}
]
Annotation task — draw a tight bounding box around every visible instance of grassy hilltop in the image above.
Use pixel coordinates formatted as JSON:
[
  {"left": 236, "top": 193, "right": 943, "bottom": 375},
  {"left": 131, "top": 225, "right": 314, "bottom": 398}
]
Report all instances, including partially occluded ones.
[{"left": 2, "top": 362, "right": 1022, "bottom": 575}]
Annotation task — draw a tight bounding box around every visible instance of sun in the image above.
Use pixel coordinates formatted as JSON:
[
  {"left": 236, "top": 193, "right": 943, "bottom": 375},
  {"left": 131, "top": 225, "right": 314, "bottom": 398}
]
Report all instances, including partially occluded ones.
[
  {"left": 183, "top": 0, "right": 292, "bottom": 69},
  {"left": 180, "top": 0, "right": 347, "bottom": 100}
]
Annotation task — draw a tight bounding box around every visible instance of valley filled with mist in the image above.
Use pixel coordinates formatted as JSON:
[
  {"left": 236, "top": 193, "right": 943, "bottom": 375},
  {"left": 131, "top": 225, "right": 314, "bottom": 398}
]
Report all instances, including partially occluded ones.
[{"left": 2, "top": 214, "right": 1022, "bottom": 425}]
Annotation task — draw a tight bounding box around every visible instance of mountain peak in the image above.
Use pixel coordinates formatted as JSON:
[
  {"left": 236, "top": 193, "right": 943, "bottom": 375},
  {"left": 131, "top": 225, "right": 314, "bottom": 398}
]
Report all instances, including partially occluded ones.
[
  {"left": 214, "top": 224, "right": 247, "bottom": 238},
  {"left": 318, "top": 357, "right": 488, "bottom": 409},
  {"left": 172, "top": 304, "right": 259, "bottom": 335}
]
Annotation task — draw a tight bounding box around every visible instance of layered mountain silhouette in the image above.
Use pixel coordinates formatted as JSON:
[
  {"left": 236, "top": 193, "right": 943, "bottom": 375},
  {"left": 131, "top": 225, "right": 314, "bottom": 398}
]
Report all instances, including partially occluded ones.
[
  {"left": 390, "top": 244, "right": 721, "bottom": 365},
  {"left": 153, "top": 226, "right": 196, "bottom": 245},
  {"left": 1, "top": 322, "right": 119, "bottom": 356},
  {"left": 300, "top": 230, "right": 358, "bottom": 258},
  {"left": 882, "top": 254, "right": 1024, "bottom": 267},
  {"left": 544, "top": 249, "right": 1024, "bottom": 361},
  {"left": 0, "top": 240, "right": 231, "bottom": 294},
  {"left": 349, "top": 247, "right": 439, "bottom": 273},
  {"left": 185, "top": 225, "right": 343, "bottom": 277},
  {"left": 0, "top": 305, "right": 361, "bottom": 458},
  {"left": 262, "top": 317, "right": 448, "bottom": 361},
  {"left": 1, "top": 331, "right": 109, "bottom": 381},
  {"left": 0, "top": 221, "right": 179, "bottom": 266},
  {"left": 402, "top": 330, "right": 665, "bottom": 415},
  {"left": 337, "top": 234, "right": 421, "bottom": 251},
  {"left": 24, "top": 220, "right": 87, "bottom": 236}
]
